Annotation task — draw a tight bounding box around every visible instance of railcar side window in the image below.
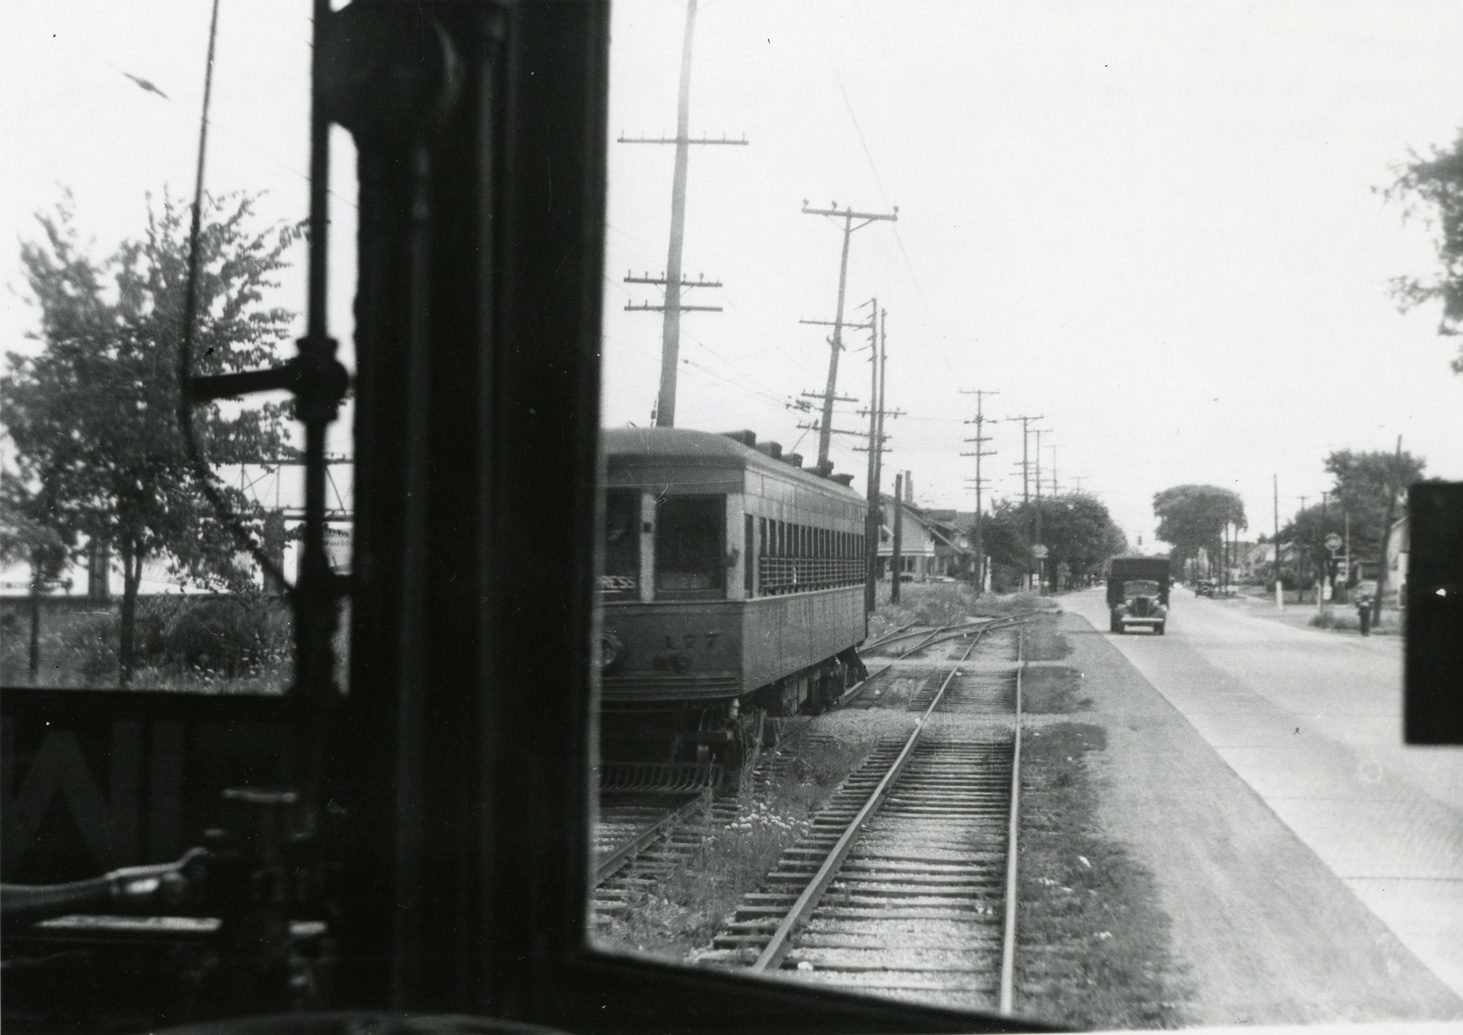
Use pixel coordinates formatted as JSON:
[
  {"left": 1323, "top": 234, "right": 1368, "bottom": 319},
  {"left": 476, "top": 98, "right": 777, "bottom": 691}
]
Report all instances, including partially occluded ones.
[
  {"left": 744, "top": 514, "right": 755, "bottom": 595},
  {"left": 601, "top": 490, "right": 641, "bottom": 600},
  {"left": 654, "top": 495, "right": 725, "bottom": 598}
]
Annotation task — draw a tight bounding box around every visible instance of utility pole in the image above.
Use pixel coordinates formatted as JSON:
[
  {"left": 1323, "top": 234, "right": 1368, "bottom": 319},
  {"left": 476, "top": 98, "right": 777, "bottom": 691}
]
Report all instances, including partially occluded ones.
[
  {"left": 797, "top": 307, "right": 874, "bottom": 473},
  {"left": 1371, "top": 435, "right": 1404, "bottom": 629},
  {"left": 862, "top": 300, "right": 880, "bottom": 613},
  {"left": 891, "top": 472, "right": 904, "bottom": 604},
  {"left": 1007, "top": 415, "right": 1043, "bottom": 592},
  {"left": 1222, "top": 521, "right": 1229, "bottom": 594},
  {"left": 800, "top": 201, "right": 897, "bottom": 468},
  {"left": 857, "top": 306, "right": 901, "bottom": 612},
  {"left": 960, "top": 388, "right": 998, "bottom": 596},
  {"left": 1033, "top": 427, "right": 1046, "bottom": 592},
  {"left": 1295, "top": 496, "right": 1309, "bottom": 601},
  {"left": 1048, "top": 444, "right": 1061, "bottom": 496},
  {"left": 1273, "top": 474, "right": 1283, "bottom": 609},
  {"left": 1071, "top": 475, "right": 1087, "bottom": 493},
  {"left": 620, "top": 0, "right": 747, "bottom": 427},
  {"left": 1318, "top": 490, "right": 1330, "bottom": 609},
  {"left": 1344, "top": 509, "right": 1351, "bottom": 600}
]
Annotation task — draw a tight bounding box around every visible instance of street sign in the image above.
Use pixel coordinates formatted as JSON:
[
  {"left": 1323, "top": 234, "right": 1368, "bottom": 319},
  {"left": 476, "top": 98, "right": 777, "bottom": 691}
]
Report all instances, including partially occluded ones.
[{"left": 1324, "top": 533, "right": 1342, "bottom": 551}]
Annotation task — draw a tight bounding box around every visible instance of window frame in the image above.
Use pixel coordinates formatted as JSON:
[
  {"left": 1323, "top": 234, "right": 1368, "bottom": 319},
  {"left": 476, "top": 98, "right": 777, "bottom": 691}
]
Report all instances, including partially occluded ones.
[
  {"left": 0, "top": 5, "right": 1049, "bottom": 1032},
  {"left": 448, "top": 9, "right": 1024, "bottom": 1028}
]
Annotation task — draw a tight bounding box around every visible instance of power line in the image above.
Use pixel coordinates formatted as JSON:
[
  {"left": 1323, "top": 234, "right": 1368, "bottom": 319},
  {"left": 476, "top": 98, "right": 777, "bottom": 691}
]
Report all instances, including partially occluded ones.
[{"left": 825, "top": 59, "right": 955, "bottom": 378}]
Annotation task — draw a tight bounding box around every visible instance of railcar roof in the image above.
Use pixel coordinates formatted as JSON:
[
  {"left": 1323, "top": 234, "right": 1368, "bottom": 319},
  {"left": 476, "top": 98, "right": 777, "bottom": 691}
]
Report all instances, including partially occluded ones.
[{"left": 602, "top": 427, "right": 863, "bottom": 501}]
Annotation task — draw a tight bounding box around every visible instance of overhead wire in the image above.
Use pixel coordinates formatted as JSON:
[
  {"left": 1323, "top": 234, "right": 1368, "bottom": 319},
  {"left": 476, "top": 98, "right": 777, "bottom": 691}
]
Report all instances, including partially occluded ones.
[{"left": 826, "top": 61, "right": 957, "bottom": 379}]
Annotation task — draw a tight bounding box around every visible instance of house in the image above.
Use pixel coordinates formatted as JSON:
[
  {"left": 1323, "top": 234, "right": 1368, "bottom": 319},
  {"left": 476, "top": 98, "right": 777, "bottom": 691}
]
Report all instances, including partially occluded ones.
[
  {"left": 875, "top": 494, "right": 939, "bottom": 578},
  {"left": 1386, "top": 514, "right": 1409, "bottom": 605},
  {"left": 921, "top": 509, "right": 977, "bottom": 579}
]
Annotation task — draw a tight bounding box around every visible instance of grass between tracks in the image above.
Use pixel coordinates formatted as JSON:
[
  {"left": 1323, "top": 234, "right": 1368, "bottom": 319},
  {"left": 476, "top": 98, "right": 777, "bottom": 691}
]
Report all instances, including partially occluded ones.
[
  {"left": 595, "top": 735, "right": 880, "bottom": 962},
  {"left": 1022, "top": 666, "right": 1091, "bottom": 713},
  {"left": 867, "top": 582, "right": 1052, "bottom": 642},
  {"left": 1017, "top": 716, "right": 1194, "bottom": 1028}
]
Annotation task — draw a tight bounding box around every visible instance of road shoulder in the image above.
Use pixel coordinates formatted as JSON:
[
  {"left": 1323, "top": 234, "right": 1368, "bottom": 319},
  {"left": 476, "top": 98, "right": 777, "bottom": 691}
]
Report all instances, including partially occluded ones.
[{"left": 1051, "top": 610, "right": 1463, "bottom": 1025}]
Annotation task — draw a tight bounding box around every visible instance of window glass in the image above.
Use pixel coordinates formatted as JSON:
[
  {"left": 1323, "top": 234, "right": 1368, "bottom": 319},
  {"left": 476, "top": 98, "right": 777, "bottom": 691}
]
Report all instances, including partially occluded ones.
[
  {"left": 743, "top": 513, "right": 754, "bottom": 595},
  {"left": 593, "top": 1, "right": 1463, "bottom": 1028},
  {"left": 0, "top": 1, "right": 353, "bottom": 696},
  {"left": 601, "top": 490, "right": 641, "bottom": 600},
  {"left": 654, "top": 495, "right": 725, "bottom": 597}
]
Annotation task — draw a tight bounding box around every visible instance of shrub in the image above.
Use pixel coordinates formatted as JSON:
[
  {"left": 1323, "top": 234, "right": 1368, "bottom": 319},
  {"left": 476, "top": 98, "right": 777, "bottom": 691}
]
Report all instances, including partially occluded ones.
[
  {"left": 151, "top": 596, "right": 291, "bottom": 676},
  {"left": 59, "top": 611, "right": 120, "bottom": 684},
  {"left": 1309, "top": 608, "right": 1360, "bottom": 631}
]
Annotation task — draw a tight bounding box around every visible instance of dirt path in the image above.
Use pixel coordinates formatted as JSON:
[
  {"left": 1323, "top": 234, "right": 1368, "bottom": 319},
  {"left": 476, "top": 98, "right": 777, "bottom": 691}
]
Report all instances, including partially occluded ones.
[{"left": 1053, "top": 610, "right": 1462, "bottom": 1025}]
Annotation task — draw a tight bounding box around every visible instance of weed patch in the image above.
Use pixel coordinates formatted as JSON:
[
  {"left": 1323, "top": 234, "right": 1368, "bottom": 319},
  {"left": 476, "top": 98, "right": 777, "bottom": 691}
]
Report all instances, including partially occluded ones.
[
  {"left": 1017, "top": 722, "right": 1193, "bottom": 1029},
  {"left": 596, "top": 734, "right": 877, "bottom": 961},
  {"left": 1020, "top": 615, "right": 1072, "bottom": 661},
  {"left": 868, "top": 584, "right": 1054, "bottom": 642},
  {"left": 1, "top": 596, "right": 295, "bottom": 691},
  {"left": 1308, "top": 607, "right": 1363, "bottom": 632},
  {"left": 1023, "top": 667, "right": 1090, "bottom": 714}
]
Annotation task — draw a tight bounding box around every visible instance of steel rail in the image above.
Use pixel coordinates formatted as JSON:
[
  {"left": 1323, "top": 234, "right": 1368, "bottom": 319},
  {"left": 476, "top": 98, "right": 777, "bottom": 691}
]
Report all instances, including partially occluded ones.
[
  {"left": 835, "top": 621, "right": 975, "bottom": 708},
  {"left": 593, "top": 786, "right": 712, "bottom": 886},
  {"left": 836, "top": 610, "right": 1047, "bottom": 709},
  {"left": 998, "top": 625, "right": 1025, "bottom": 1014},
  {"left": 749, "top": 631, "right": 985, "bottom": 974},
  {"left": 860, "top": 619, "right": 923, "bottom": 652}
]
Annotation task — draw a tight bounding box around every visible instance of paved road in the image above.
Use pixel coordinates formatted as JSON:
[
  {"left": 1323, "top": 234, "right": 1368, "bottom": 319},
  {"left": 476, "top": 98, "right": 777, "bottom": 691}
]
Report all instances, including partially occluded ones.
[{"left": 1061, "top": 584, "right": 1463, "bottom": 1000}]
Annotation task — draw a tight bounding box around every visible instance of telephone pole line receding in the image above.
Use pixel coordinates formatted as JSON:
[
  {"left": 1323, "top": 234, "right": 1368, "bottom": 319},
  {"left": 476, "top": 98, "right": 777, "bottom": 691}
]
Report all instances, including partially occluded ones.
[
  {"left": 1006, "top": 415, "right": 1044, "bottom": 591},
  {"left": 856, "top": 307, "right": 902, "bottom": 612},
  {"left": 801, "top": 201, "right": 897, "bottom": 468},
  {"left": 620, "top": 0, "right": 747, "bottom": 428},
  {"left": 960, "top": 388, "right": 998, "bottom": 596},
  {"left": 1033, "top": 428, "right": 1047, "bottom": 592}
]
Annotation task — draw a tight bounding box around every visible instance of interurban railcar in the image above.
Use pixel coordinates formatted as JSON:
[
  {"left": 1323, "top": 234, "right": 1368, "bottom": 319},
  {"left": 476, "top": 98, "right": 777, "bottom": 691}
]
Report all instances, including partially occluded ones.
[{"left": 599, "top": 427, "right": 868, "bottom": 762}]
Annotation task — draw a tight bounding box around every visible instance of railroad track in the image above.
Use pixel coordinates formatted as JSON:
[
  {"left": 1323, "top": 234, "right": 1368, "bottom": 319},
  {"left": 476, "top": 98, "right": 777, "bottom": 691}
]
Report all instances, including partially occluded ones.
[
  {"left": 592, "top": 716, "right": 827, "bottom": 923},
  {"left": 592, "top": 788, "right": 725, "bottom": 922},
  {"left": 839, "top": 611, "right": 1037, "bottom": 710},
  {"left": 697, "top": 625, "right": 1029, "bottom": 1013}
]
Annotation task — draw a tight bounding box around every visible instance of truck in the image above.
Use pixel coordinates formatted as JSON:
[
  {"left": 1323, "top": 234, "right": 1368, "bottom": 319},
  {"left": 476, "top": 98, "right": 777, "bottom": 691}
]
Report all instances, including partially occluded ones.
[{"left": 1107, "top": 556, "right": 1171, "bottom": 635}]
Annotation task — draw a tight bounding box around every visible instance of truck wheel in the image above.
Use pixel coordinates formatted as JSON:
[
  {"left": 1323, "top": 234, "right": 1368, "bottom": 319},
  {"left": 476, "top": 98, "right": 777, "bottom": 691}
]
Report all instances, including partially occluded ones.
[{"left": 1156, "top": 623, "right": 1166, "bottom": 636}]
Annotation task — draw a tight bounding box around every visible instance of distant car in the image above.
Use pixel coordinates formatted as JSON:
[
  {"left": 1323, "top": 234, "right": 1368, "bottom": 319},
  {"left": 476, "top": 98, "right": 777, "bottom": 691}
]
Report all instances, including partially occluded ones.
[
  {"left": 1195, "top": 579, "right": 1217, "bottom": 598},
  {"left": 898, "top": 572, "right": 915, "bottom": 583}
]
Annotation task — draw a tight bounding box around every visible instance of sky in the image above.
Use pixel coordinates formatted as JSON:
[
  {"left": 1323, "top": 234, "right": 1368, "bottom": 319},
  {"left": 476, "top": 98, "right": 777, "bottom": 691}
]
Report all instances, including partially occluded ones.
[
  {"left": 601, "top": 0, "right": 1463, "bottom": 547},
  {"left": 2, "top": 1, "right": 1462, "bottom": 557}
]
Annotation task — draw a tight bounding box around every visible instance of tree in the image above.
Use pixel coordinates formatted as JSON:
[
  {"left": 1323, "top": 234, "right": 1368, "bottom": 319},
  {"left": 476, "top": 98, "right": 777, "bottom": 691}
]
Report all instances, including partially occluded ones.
[
  {"left": 1152, "top": 485, "right": 1246, "bottom": 573},
  {"left": 1278, "top": 501, "right": 1348, "bottom": 594},
  {"left": 976, "top": 494, "right": 1126, "bottom": 591},
  {"left": 1387, "top": 130, "right": 1463, "bottom": 373},
  {"left": 3, "top": 191, "right": 302, "bottom": 682},
  {"left": 0, "top": 468, "right": 77, "bottom": 680},
  {"left": 1323, "top": 448, "right": 1426, "bottom": 552},
  {"left": 978, "top": 499, "right": 1033, "bottom": 592},
  {"left": 1033, "top": 493, "right": 1127, "bottom": 589}
]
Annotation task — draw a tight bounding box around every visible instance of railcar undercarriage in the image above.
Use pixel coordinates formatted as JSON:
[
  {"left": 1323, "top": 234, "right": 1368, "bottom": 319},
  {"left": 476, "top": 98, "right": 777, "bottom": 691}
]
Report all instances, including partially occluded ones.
[{"left": 598, "top": 649, "right": 866, "bottom": 790}]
